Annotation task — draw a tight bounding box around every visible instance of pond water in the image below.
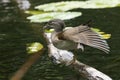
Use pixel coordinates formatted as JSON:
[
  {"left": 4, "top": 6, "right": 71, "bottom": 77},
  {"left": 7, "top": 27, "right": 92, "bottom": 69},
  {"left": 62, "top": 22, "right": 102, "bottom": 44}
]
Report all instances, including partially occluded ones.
[{"left": 0, "top": 0, "right": 120, "bottom": 80}]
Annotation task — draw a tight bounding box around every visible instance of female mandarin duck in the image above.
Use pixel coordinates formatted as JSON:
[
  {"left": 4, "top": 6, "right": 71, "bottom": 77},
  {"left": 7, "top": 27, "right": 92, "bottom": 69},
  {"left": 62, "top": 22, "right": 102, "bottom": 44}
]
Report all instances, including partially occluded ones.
[{"left": 43, "top": 19, "right": 110, "bottom": 53}]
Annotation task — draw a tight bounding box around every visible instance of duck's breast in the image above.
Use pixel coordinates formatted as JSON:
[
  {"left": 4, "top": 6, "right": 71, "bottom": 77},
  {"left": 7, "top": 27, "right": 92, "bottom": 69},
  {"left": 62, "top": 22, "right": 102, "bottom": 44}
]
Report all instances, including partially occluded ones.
[{"left": 53, "top": 40, "right": 77, "bottom": 50}]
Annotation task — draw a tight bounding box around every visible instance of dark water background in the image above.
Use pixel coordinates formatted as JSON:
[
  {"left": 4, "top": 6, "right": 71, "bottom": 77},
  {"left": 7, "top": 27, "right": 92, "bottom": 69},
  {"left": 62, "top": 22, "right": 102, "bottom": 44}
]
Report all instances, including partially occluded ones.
[{"left": 0, "top": 0, "right": 120, "bottom": 80}]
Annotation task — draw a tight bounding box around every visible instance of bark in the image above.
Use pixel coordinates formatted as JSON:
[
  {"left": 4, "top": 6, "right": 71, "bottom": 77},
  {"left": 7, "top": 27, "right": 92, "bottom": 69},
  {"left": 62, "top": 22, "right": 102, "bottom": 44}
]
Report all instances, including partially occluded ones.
[{"left": 72, "top": 60, "right": 112, "bottom": 80}]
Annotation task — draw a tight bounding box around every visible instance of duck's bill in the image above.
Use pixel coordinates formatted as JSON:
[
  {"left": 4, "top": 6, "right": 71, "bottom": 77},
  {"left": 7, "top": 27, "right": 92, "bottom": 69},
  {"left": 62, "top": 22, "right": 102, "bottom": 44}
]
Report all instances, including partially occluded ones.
[{"left": 44, "top": 29, "right": 55, "bottom": 33}]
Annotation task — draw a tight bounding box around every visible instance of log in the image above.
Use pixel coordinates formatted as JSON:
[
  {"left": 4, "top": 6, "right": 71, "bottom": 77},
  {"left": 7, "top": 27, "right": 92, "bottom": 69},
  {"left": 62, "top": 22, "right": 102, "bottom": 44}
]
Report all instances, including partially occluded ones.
[{"left": 72, "top": 60, "right": 112, "bottom": 80}]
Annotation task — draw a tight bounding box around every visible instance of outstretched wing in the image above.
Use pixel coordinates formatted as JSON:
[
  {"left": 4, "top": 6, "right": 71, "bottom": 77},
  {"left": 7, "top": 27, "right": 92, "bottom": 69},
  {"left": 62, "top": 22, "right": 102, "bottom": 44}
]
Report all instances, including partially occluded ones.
[{"left": 62, "top": 25, "right": 110, "bottom": 53}]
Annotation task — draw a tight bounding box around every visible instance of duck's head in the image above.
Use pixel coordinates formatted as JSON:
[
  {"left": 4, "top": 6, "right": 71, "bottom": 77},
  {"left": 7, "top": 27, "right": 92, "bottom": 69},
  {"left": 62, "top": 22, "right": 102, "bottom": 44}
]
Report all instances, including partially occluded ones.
[{"left": 43, "top": 19, "right": 65, "bottom": 32}]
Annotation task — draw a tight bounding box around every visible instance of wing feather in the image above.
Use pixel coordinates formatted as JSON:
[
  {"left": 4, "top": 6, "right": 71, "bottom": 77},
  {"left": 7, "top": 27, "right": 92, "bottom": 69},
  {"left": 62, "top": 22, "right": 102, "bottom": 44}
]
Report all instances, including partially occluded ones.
[{"left": 63, "top": 25, "right": 110, "bottom": 53}]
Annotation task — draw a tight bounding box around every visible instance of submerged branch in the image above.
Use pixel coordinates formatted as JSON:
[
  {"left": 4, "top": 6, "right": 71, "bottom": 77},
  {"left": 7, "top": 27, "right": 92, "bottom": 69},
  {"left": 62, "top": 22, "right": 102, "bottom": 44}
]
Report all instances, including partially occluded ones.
[{"left": 10, "top": 49, "right": 44, "bottom": 80}]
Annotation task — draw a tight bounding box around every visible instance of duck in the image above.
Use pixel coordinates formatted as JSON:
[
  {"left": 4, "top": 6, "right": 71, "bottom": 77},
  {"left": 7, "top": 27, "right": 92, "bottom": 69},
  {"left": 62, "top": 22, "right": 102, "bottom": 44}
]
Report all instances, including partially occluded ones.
[{"left": 43, "top": 19, "right": 110, "bottom": 53}]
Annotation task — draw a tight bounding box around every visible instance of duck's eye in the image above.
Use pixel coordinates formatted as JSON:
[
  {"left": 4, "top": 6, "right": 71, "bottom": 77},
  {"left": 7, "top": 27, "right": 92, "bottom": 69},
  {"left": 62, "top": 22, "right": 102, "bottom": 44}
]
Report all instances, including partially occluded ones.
[{"left": 48, "top": 22, "right": 53, "bottom": 25}]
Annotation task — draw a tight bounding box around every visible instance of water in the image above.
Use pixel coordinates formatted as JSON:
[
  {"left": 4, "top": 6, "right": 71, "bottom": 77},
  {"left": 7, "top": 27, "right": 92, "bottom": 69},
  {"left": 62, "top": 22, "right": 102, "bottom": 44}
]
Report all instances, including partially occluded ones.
[{"left": 0, "top": 0, "right": 120, "bottom": 80}]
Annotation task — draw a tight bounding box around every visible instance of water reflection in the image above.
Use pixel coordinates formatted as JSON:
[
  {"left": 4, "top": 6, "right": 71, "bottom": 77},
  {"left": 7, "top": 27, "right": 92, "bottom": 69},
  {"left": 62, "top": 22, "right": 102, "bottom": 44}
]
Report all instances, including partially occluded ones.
[
  {"left": 0, "top": 0, "right": 10, "bottom": 3},
  {"left": 15, "top": 0, "right": 31, "bottom": 10},
  {"left": 0, "top": 0, "right": 31, "bottom": 10}
]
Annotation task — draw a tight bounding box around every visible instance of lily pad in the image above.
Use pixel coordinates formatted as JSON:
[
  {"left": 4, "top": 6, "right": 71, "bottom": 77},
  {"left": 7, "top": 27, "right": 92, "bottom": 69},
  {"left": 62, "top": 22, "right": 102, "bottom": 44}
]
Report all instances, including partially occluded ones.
[
  {"left": 35, "top": 0, "right": 120, "bottom": 11},
  {"left": 100, "top": 34, "right": 111, "bottom": 39},
  {"left": 25, "top": 10, "right": 45, "bottom": 15},
  {"left": 27, "top": 12, "right": 82, "bottom": 23},
  {"left": 91, "top": 28, "right": 111, "bottom": 39},
  {"left": 85, "top": 0, "right": 120, "bottom": 9},
  {"left": 35, "top": 1, "right": 84, "bottom": 11},
  {"left": 26, "top": 42, "right": 43, "bottom": 54}
]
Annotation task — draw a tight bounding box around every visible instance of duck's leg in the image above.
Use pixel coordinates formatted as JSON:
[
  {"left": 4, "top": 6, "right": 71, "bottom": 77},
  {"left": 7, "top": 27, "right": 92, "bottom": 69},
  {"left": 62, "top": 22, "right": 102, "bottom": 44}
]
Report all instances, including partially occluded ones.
[{"left": 77, "top": 43, "right": 84, "bottom": 51}]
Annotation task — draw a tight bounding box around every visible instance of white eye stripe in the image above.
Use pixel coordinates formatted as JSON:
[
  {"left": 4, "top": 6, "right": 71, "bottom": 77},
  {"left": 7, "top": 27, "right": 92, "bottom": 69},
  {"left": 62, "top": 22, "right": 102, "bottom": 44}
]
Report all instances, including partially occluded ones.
[{"left": 51, "top": 22, "right": 56, "bottom": 24}]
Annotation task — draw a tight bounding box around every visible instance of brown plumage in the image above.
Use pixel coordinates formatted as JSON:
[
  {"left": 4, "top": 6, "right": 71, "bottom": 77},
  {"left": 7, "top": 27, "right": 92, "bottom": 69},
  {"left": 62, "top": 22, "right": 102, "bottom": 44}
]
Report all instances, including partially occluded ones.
[{"left": 44, "top": 19, "right": 110, "bottom": 53}]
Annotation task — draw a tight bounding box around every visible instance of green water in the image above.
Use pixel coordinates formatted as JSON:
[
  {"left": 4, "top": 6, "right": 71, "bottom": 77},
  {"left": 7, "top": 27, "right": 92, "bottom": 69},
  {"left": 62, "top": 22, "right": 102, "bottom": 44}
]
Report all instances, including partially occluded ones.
[{"left": 0, "top": 0, "right": 120, "bottom": 80}]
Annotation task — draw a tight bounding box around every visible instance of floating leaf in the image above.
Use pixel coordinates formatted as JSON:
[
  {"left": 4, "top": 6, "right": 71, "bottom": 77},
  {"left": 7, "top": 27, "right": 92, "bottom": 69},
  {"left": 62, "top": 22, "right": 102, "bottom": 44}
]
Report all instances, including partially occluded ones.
[
  {"left": 91, "top": 28, "right": 100, "bottom": 32},
  {"left": 35, "top": 0, "right": 120, "bottom": 11},
  {"left": 88, "top": 0, "right": 120, "bottom": 8},
  {"left": 81, "top": 0, "right": 120, "bottom": 9},
  {"left": 91, "top": 28, "right": 111, "bottom": 39},
  {"left": 25, "top": 10, "right": 45, "bottom": 15},
  {"left": 100, "top": 34, "right": 111, "bottom": 39},
  {"left": 27, "top": 12, "right": 82, "bottom": 23},
  {"left": 35, "top": 1, "right": 84, "bottom": 11},
  {"left": 26, "top": 42, "right": 43, "bottom": 54}
]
